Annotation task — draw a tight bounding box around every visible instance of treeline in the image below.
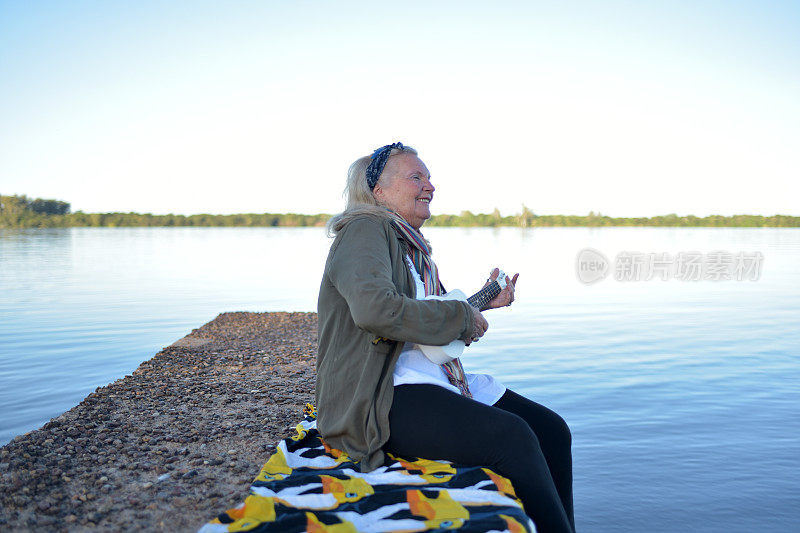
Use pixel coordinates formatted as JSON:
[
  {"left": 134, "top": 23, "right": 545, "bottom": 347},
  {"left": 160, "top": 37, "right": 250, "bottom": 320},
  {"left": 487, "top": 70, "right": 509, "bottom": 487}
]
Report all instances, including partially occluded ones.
[
  {"left": 2, "top": 195, "right": 799, "bottom": 228},
  {"left": 0, "top": 195, "right": 70, "bottom": 216},
  {"left": 426, "top": 207, "right": 800, "bottom": 228},
  {"left": 0, "top": 195, "right": 329, "bottom": 228}
]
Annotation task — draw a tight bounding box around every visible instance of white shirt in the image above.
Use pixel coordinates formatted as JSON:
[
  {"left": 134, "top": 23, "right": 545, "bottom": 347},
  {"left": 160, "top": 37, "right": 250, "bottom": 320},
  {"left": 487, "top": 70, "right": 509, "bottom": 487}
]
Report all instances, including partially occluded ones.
[{"left": 392, "top": 256, "right": 506, "bottom": 406}]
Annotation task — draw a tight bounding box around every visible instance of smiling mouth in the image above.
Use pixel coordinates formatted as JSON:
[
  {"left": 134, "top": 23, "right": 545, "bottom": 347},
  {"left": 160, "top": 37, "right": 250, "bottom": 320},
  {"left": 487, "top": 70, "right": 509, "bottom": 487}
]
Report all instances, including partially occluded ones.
[{"left": 417, "top": 198, "right": 431, "bottom": 203}]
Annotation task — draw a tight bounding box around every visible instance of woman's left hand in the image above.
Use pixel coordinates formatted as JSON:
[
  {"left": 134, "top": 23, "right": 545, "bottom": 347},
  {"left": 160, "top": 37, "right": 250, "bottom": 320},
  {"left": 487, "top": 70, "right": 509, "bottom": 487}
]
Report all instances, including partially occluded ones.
[{"left": 482, "top": 268, "right": 519, "bottom": 310}]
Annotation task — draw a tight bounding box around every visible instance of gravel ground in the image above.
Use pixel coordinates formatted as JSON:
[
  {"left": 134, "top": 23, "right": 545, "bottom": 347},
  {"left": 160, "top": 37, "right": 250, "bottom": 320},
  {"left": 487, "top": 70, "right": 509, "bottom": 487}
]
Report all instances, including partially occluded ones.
[{"left": 0, "top": 312, "right": 318, "bottom": 532}]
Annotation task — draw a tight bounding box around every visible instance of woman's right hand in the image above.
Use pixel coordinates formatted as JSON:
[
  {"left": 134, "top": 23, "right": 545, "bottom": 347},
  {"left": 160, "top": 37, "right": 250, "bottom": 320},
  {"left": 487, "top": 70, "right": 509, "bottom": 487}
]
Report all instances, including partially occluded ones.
[{"left": 469, "top": 306, "right": 488, "bottom": 343}]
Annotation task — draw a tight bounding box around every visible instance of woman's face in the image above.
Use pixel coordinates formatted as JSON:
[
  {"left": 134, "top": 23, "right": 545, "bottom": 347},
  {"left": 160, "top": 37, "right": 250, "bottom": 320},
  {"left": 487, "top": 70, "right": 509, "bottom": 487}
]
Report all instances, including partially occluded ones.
[{"left": 373, "top": 152, "right": 434, "bottom": 230}]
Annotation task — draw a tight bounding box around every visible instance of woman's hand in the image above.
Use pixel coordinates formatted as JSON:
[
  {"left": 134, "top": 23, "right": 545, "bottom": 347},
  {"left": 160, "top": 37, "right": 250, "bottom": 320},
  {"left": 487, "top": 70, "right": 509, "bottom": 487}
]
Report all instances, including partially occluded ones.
[
  {"left": 483, "top": 268, "right": 519, "bottom": 310},
  {"left": 467, "top": 306, "right": 488, "bottom": 344}
]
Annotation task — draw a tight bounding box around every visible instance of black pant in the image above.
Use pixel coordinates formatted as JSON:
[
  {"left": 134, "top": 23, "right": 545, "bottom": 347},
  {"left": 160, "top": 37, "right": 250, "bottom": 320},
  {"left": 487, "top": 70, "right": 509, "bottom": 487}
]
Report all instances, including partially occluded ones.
[{"left": 385, "top": 384, "right": 575, "bottom": 533}]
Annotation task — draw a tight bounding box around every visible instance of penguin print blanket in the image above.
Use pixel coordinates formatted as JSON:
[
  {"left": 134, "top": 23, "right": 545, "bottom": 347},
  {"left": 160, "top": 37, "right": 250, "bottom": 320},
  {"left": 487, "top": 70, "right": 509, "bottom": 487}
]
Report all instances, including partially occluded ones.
[{"left": 200, "top": 404, "right": 533, "bottom": 532}]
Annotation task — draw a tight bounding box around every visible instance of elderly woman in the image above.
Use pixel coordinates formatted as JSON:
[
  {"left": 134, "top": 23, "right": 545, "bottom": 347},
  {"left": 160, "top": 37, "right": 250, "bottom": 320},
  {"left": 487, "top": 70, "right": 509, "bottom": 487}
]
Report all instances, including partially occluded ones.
[{"left": 316, "top": 143, "right": 575, "bottom": 533}]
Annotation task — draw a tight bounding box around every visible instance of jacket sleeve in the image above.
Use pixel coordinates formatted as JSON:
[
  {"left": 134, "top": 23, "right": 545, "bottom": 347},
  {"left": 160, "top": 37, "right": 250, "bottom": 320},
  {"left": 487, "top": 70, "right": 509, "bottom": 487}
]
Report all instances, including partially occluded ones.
[{"left": 328, "top": 217, "right": 475, "bottom": 346}]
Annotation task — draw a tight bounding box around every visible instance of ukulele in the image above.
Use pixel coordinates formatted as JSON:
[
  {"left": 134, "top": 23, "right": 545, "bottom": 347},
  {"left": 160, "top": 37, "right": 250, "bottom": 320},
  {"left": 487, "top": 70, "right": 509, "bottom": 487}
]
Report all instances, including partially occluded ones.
[{"left": 417, "top": 270, "right": 507, "bottom": 364}]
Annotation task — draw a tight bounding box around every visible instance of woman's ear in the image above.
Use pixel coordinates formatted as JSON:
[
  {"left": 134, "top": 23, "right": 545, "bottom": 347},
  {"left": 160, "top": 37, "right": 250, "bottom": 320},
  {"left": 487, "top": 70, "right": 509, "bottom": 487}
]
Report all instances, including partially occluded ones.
[{"left": 372, "top": 184, "right": 384, "bottom": 203}]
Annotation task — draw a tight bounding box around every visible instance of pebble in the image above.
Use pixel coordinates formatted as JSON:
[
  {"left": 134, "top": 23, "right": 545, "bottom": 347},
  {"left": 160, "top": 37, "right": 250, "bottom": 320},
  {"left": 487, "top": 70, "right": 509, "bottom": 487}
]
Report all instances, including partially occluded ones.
[{"left": 0, "top": 312, "right": 317, "bottom": 531}]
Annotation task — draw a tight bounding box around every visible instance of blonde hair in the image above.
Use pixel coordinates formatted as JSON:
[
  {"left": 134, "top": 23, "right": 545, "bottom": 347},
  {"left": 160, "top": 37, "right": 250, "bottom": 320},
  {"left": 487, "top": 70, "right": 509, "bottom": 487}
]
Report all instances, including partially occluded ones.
[{"left": 327, "top": 144, "right": 418, "bottom": 234}]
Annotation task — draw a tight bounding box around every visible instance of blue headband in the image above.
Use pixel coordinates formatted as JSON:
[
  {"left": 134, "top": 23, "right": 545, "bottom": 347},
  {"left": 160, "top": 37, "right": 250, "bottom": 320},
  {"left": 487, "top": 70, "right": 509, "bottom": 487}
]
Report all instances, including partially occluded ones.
[{"left": 366, "top": 142, "right": 404, "bottom": 190}]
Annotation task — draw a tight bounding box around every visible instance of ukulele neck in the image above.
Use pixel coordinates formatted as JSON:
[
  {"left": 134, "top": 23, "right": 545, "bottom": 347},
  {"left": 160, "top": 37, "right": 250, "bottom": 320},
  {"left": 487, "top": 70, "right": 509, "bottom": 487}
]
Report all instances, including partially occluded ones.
[{"left": 467, "top": 281, "right": 502, "bottom": 311}]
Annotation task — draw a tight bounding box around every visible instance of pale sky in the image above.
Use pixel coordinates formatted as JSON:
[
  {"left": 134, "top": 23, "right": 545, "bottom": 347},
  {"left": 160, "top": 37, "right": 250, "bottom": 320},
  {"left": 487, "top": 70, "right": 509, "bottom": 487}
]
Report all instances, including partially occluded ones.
[{"left": 1, "top": 1, "right": 798, "bottom": 217}]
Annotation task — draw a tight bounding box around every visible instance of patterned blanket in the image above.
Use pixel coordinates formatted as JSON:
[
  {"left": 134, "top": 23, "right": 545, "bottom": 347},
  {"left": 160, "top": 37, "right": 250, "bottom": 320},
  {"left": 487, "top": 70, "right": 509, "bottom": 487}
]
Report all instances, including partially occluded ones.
[{"left": 200, "top": 404, "right": 534, "bottom": 532}]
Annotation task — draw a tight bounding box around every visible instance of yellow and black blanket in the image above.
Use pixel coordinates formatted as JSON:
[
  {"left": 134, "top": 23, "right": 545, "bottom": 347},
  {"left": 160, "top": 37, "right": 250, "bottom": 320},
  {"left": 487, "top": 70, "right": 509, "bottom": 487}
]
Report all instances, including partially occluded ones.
[{"left": 200, "top": 405, "right": 534, "bottom": 532}]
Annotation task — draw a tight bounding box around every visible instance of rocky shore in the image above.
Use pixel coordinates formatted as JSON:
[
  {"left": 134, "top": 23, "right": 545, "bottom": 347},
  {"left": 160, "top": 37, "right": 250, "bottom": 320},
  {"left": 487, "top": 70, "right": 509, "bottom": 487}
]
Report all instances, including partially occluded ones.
[{"left": 0, "top": 312, "right": 318, "bottom": 532}]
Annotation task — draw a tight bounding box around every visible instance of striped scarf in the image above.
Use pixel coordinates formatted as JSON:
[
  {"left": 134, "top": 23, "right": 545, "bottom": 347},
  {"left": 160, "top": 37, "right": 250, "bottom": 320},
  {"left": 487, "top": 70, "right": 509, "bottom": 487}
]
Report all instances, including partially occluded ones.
[{"left": 389, "top": 212, "right": 473, "bottom": 399}]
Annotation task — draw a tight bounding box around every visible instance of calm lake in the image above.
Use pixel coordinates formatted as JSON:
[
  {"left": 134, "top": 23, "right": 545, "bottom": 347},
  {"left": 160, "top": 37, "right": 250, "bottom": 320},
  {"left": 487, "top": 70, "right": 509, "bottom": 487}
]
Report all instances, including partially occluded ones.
[{"left": 1, "top": 226, "right": 798, "bottom": 532}]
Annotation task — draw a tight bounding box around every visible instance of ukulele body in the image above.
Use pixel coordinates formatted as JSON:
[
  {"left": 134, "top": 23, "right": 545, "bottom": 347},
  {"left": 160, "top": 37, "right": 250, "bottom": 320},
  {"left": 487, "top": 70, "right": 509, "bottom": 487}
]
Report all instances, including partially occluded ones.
[
  {"left": 416, "top": 270, "right": 506, "bottom": 364},
  {"left": 417, "top": 290, "right": 469, "bottom": 364}
]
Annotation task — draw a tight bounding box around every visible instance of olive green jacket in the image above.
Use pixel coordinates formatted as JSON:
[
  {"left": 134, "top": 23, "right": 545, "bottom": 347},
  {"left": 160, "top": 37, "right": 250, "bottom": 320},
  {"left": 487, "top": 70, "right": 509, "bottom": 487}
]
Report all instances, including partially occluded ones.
[{"left": 315, "top": 214, "right": 476, "bottom": 472}]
